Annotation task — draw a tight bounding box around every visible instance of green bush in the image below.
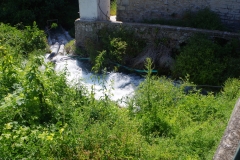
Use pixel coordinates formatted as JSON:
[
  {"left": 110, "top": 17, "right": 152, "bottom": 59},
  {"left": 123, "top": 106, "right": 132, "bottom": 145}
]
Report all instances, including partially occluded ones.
[
  {"left": 222, "top": 78, "right": 240, "bottom": 101},
  {"left": 65, "top": 40, "right": 83, "bottom": 55},
  {"left": 98, "top": 27, "right": 146, "bottom": 62},
  {"left": 21, "top": 22, "right": 48, "bottom": 54},
  {"left": 131, "top": 59, "right": 177, "bottom": 138},
  {"left": 0, "top": 0, "right": 79, "bottom": 29},
  {"left": 127, "top": 60, "right": 233, "bottom": 159},
  {"left": 172, "top": 34, "right": 240, "bottom": 85},
  {"left": 86, "top": 26, "right": 146, "bottom": 72},
  {"left": 0, "top": 22, "right": 47, "bottom": 55}
]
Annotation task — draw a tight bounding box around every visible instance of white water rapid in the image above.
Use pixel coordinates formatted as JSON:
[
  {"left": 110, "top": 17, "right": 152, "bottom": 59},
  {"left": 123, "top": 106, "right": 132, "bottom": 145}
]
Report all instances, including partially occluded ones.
[{"left": 46, "top": 27, "right": 144, "bottom": 106}]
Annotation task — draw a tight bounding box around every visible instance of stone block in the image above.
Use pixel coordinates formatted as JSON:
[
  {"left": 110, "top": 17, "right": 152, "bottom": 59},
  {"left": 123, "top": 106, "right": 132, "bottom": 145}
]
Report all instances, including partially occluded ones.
[
  {"left": 116, "top": 0, "right": 240, "bottom": 30},
  {"left": 122, "top": 0, "right": 129, "bottom": 6},
  {"left": 118, "top": 6, "right": 126, "bottom": 10},
  {"left": 75, "top": 6, "right": 240, "bottom": 47}
]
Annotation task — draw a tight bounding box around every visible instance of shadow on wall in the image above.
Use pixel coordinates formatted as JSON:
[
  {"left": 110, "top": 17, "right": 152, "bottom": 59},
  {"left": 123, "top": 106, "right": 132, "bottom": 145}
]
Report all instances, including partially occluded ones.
[{"left": 116, "top": 0, "right": 240, "bottom": 32}]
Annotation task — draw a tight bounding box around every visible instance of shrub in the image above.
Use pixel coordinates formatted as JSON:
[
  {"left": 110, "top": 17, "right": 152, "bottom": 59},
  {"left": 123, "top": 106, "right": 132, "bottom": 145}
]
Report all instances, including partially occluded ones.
[
  {"left": 222, "top": 78, "right": 240, "bottom": 100},
  {"left": 86, "top": 26, "right": 146, "bottom": 72},
  {"left": 131, "top": 59, "right": 179, "bottom": 138},
  {"left": 21, "top": 22, "right": 48, "bottom": 54},
  {"left": 65, "top": 40, "right": 83, "bottom": 55},
  {"left": 172, "top": 34, "right": 240, "bottom": 85},
  {"left": 129, "top": 59, "right": 232, "bottom": 159},
  {"left": 0, "top": 0, "right": 79, "bottom": 29},
  {"left": 99, "top": 26, "right": 146, "bottom": 62},
  {"left": 0, "top": 22, "right": 47, "bottom": 55}
]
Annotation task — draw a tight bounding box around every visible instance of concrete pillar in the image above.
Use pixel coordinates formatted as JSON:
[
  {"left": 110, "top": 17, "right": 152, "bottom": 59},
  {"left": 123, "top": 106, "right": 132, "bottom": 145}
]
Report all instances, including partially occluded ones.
[{"left": 78, "top": 0, "right": 110, "bottom": 21}]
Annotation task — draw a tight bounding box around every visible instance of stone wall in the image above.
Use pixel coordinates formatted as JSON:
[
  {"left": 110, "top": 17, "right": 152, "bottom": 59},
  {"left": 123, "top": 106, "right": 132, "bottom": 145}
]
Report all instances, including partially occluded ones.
[
  {"left": 75, "top": 19, "right": 240, "bottom": 48},
  {"left": 117, "top": 0, "right": 240, "bottom": 31}
]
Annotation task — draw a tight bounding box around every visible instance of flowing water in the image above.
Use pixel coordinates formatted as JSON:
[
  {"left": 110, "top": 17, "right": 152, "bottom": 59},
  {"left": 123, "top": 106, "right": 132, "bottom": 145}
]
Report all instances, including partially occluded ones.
[{"left": 46, "top": 27, "right": 144, "bottom": 106}]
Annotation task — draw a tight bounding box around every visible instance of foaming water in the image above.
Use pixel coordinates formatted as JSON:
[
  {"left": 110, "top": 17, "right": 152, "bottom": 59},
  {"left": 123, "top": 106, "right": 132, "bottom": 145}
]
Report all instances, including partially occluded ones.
[
  {"left": 50, "top": 54, "right": 143, "bottom": 106},
  {"left": 46, "top": 27, "right": 144, "bottom": 106}
]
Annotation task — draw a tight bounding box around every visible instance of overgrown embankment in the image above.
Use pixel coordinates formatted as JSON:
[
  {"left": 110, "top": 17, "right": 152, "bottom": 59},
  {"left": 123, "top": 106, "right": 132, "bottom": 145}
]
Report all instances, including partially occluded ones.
[
  {"left": 0, "top": 22, "right": 240, "bottom": 159},
  {"left": 78, "top": 8, "right": 240, "bottom": 86}
]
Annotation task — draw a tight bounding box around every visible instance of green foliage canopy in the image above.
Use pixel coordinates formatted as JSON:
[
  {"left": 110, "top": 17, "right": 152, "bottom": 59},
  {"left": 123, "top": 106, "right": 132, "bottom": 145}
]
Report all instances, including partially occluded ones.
[{"left": 0, "top": 0, "right": 79, "bottom": 29}]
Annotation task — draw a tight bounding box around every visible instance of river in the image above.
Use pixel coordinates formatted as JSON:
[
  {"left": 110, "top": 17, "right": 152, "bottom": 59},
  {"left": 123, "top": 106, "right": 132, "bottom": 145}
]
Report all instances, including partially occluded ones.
[{"left": 46, "top": 26, "right": 144, "bottom": 106}]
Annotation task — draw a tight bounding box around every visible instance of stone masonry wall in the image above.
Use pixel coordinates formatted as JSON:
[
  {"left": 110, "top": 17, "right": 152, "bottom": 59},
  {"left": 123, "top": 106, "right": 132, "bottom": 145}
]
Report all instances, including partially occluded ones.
[
  {"left": 75, "top": 19, "right": 240, "bottom": 48},
  {"left": 117, "top": 0, "right": 240, "bottom": 31}
]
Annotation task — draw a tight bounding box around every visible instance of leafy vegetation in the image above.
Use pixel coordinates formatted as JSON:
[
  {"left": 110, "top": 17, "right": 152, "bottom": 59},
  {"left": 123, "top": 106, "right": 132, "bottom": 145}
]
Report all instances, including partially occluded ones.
[
  {"left": 86, "top": 27, "right": 146, "bottom": 72},
  {"left": 65, "top": 40, "right": 83, "bottom": 55},
  {"left": 0, "top": 22, "right": 239, "bottom": 159},
  {"left": 172, "top": 34, "right": 240, "bottom": 85},
  {"left": 0, "top": 22, "right": 48, "bottom": 56},
  {"left": 86, "top": 25, "right": 240, "bottom": 87},
  {"left": 0, "top": 0, "right": 116, "bottom": 35},
  {"left": 0, "top": 0, "right": 79, "bottom": 30}
]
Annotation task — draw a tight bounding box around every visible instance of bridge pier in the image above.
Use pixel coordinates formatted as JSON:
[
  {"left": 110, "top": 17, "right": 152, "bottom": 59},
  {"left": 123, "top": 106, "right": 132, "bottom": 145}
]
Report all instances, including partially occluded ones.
[{"left": 78, "top": 0, "right": 110, "bottom": 21}]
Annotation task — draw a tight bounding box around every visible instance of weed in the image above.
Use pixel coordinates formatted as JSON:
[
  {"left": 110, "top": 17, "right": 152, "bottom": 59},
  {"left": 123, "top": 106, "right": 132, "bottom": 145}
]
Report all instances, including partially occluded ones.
[{"left": 86, "top": 26, "right": 146, "bottom": 72}]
